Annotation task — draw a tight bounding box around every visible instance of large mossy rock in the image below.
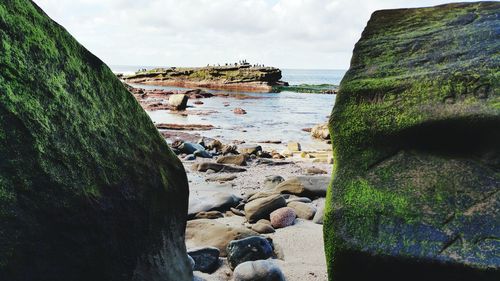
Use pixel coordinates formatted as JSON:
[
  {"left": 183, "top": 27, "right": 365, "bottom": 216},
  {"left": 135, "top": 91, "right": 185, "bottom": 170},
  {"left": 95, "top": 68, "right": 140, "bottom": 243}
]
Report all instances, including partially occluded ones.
[
  {"left": 325, "top": 2, "right": 499, "bottom": 281},
  {"left": 0, "top": 1, "right": 191, "bottom": 281}
]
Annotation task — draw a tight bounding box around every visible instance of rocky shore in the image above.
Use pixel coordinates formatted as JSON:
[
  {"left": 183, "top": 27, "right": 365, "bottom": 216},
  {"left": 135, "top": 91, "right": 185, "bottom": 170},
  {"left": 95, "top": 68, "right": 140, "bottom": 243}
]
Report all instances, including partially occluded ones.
[{"left": 123, "top": 64, "right": 288, "bottom": 92}]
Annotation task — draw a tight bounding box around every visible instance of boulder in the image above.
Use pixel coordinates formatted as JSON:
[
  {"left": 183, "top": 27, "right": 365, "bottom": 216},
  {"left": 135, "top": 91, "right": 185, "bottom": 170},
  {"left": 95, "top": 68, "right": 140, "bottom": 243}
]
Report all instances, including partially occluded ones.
[
  {"left": 227, "top": 236, "right": 274, "bottom": 270},
  {"left": 274, "top": 176, "right": 330, "bottom": 198},
  {"left": 325, "top": 2, "right": 500, "bottom": 281},
  {"left": 169, "top": 94, "right": 189, "bottom": 110},
  {"left": 311, "top": 123, "right": 330, "bottom": 140},
  {"left": 238, "top": 144, "right": 262, "bottom": 155},
  {"left": 0, "top": 1, "right": 192, "bottom": 280},
  {"left": 216, "top": 154, "right": 247, "bottom": 166},
  {"left": 233, "top": 260, "right": 285, "bottom": 281},
  {"left": 244, "top": 194, "right": 287, "bottom": 223},
  {"left": 188, "top": 247, "right": 220, "bottom": 274},
  {"left": 0, "top": 0, "right": 192, "bottom": 281},
  {"left": 185, "top": 219, "right": 258, "bottom": 257},
  {"left": 270, "top": 207, "right": 297, "bottom": 229},
  {"left": 188, "top": 192, "right": 242, "bottom": 217},
  {"left": 312, "top": 199, "right": 325, "bottom": 225},
  {"left": 287, "top": 201, "right": 316, "bottom": 220}
]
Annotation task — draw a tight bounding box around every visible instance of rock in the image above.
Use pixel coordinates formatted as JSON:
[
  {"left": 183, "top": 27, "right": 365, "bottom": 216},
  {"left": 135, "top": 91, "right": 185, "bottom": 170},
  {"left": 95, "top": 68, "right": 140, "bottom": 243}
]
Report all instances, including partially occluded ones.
[
  {"left": 244, "top": 194, "right": 287, "bottom": 223},
  {"left": 205, "top": 174, "right": 238, "bottom": 182},
  {"left": 305, "top": 167, "right": 328, "bottom": 175},
  {"left": 216, "top": 154, "right": 247, "bottom": 166},
  {"left": 312, "top": 199, "right": 325, "bottom": 224},
  {"left": 300, "top": 151, "right": 312, "bottom": 158},
  {"left": 188, "top": 247, "right": 220, "bottom": 273},
  {"left": 287, "top": 201, "right": 316, "bottom": 220},
  {"left": 184, "top": 154, "right": 196, "bottom": 161},
  {"left": 325, "top": 3, "right": 500, "bottom": 281},
  {"left": 194, "top": 211, "right": 224, "bottom": 220},
  {"left": 234, "top": 108, "right": 247, "bottom": 114},
  {"left": 168, "top": 94, "right": 189, "bottom": 110},
  {"left": 0, "top": 2, "right": 192, "bottom": 280},
  {"left": 194, "top": 162, "right": 247, "bottom": 173},
  {"left": 231, "top": 207, "right": 245, "bottom": 216},
  {"left": 186, "top": 219, "right": 258, "bottom": 256},
  {"left": 286, "top": 196, "right": 312, "bottom": 204},
  {"left": 311, "top": 123, "right": 330, "bottom": 140},
  {"left": 287, "top": 142, "right": 302, "bottom": 152},
  {"left": 205, "top": 139, "right": 223, "bottom": 150},
  {"left": 274, "top": 176, "right": 330, "bottom": 198},
  {"left": 221, "top": 144, "right": 238, "bottom": 155},
  {"left": 270, "top": 207, "right": 297, "bottom": 228},
  {"left": 233, "top": 260, "right": 286, "bottom": 281},
  {"left": 194, "top": 100, "right": 204, "bottom": 105},
  {"left": 188, "top": 254, "right": 196, "bottom": 270},
  {"left": 281, "top": 150, "right": 294, "bottom": 157},
  {"left": 238, "top": 144, "right": 263, "bottom": 155},
  {"left": 257, "top": 219, "right": 272, "bottom": 226},
  {"left": 251, "top": 223, "right": 276, "bottom": 234},
  {"left": 188, "top": 192, "right": 242, "bottom": 217},
  {"left": 263, "top": 175, "right": 285, "bottom": 190},
  {"left": 247, "top": 191, "right": 279, "bottom": 202},
  {"left": 227, "top": 236, "right": 274, "bottom": 270},
  {"left": 155, "top": 123, "right": 215, "bottom": 130}
]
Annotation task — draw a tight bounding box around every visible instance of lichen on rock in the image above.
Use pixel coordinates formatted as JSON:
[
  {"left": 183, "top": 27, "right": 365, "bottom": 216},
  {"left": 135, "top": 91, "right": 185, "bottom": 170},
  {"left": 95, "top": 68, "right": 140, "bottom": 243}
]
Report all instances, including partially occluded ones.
[
  {"left": 0, "top": 1, "right": 191, "bottom": 280},
  {"left": 325, "top": 2, "right": 499, "bottom": 281}
]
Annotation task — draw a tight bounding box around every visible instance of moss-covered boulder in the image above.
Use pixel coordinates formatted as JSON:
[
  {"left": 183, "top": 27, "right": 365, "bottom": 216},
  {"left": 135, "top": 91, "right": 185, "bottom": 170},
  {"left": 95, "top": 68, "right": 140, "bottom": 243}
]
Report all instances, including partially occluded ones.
[
  {"left": 0, "top": 1, "right": 191, "bottom": 280},
  {"left": 325, "top": 2, "right": 499, "bottom": 281}
]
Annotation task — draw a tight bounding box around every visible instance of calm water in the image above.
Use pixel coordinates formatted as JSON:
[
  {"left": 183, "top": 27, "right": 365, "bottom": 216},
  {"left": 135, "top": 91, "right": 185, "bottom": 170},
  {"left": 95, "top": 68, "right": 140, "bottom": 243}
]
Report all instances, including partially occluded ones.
[{"left": 113, "top": 66, "right": 345, "bottom": 151}]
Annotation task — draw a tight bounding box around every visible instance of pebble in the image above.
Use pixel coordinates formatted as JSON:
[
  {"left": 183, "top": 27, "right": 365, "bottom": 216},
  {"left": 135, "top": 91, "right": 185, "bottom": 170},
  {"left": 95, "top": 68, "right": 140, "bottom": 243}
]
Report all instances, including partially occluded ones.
[
  {"left": 270, "top": 207, "right": 296, "bottom": 228},
  {"left": 233, "top": 260, "right": 285, "bottom": 281}
]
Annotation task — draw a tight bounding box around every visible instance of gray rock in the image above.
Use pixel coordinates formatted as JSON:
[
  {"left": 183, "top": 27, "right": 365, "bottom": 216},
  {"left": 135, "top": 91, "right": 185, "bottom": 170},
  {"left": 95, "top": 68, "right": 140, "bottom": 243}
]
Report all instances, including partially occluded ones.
[
  {"left": 312, "top": 199, "right": 325, "bottom": 224},
  {"left": 227, "top": 236, "right": 274, "bottom": 270},
  {"left": 188, "top": 247, "right": 220, "bottom": 273},
  {"left": 169, "top": 93, "right": 189, "bottom": 110},
  {"left": 263, "top": 175, "right": 285, "bottom": 190},
  {"left": 188, "top": 254, "right": 196, "bottom": 270},
  {"left": 194, "top": 162, "right": 247, "bottom": 173},
  {"left": 244, "top": 194, "right": 287, "bottom": 223},
  {"left": 184, "top": 154, "right": 196, "bottom": 161},
  {"left": 205, "top": 174, "right": 238, "bottom": 182},
  {"left": 233, "top": 260, "right": 285, "bottom": 281},
  {"left": 286, "top": 196, "right": 312, "bottom": 204},
  {"left": 188, "top": 192, "right": 242, "bottom": 217}
]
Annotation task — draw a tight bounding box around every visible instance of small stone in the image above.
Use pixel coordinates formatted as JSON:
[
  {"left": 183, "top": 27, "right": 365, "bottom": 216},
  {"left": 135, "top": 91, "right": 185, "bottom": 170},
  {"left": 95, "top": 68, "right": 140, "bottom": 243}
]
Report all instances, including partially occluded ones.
[
  {"left": 270, "top": 207, "right": 296, "bottom": 228},
  {"left": 227, "top": 236, "right": 274, "bottom": 270},
  {"left": 184, "top": 154, "right": 196, "bottom": 161},
  {"left": 233, "top": 260, "right": 285, "bottom": 281},
  {"left": 238, "top": 144, "right": 262, "bottom": 155},
  {"left": 251, "top": 223, "right": 275, "bottom": 234},
  {"left": 194, "top": 211, "right": 224, "bottom": 220},
  {"left": 234, "top": 108, "right": 247, "bottom": 114},
  {"left": 287, "top": 201, "right": 316, "bottom": 220},
  {"left": 305, "top": 167, "right": 327, "bottom": 175},
  {"left": 244, "top": 194, "right": 287, "bottom": 223},
  {"left": 188, "top": 247, "right": 220, "bottom": 273},
  {"left": 216, "top": 154, "right": 247, "bottom": 166},
  {"left": 287, "top": 142, "right": 302, "bottom": 152},
  {"left": 263, "top": 175, "right": 285, "bottom": 190}
]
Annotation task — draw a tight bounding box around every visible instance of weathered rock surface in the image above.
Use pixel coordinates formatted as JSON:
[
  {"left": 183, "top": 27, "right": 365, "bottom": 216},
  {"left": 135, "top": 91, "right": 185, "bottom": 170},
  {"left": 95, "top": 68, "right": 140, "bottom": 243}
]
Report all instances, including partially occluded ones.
[
  {"left": 244, "top": 194, "right": 287, "bottom": 223},
  {"left": 169, "top": 94, "right": 189, "bottom": 110},
  {"left": 311, "top": 123, "right": 330, "bottom": 140},
  {"left": 123, "top": 64, "right": 284, "bottom": 93},
  {"left": 251, "top": 223, "right": 276, "bottom": 234},
  {"left": 270, "top": 207, "right": 297, "bottom": 229},
  {"left": 0, "top": 1, "right": 191, "bottom": 280},
  {"left": 216, "top": 154, "right": 247, "bottom": 166},
  {"left": 188, "top": 247, "right": 220, "bottom": 274},
  {"left": 193, "top": 162, "right": 247, "bottom": 173},
  {"left": 185, "top": 220, "right": 258, "bottom": 256},
  {"left": 325, "top": 2, "right": 500, "bottom": 281},
  {"left": 188, "top": 192, "right": 242, "bottom": 217},
  {"left": 233, "top": 260, "right": 286, "bottom": 281},
  {"left": 238, "top": 144, "right": 263, "bottom": 155},
  {"left": 287, "top": 201, "right": 316, "bottom": 220},
  {"left": 227, "top": 236, "right": 275, "bottom": 270},
  {"left": 275, "top": 176, "right": 330, "bottom": 198}
]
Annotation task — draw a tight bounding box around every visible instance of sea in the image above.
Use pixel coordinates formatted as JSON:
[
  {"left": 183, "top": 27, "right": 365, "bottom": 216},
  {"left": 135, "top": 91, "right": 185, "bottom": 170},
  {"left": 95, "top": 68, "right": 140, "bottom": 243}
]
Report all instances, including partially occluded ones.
[{"left": 112, "top": 65, "right": 346, "bottom": 151}]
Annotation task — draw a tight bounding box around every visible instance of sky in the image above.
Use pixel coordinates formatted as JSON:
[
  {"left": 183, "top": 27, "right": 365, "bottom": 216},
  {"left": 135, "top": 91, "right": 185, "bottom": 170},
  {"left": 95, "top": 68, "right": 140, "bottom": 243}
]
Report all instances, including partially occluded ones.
[{"left": 33, "top": 0, "right": 479, "bottom": 69}]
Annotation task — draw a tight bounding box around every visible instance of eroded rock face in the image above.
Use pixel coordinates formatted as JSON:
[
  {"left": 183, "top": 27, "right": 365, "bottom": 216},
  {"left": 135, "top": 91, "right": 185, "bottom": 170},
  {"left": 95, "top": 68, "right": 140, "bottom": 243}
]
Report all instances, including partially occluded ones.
[
  {"left": 325, "top": 2, "right": 499, "bottom": 281},
  {"left": 0, "top": 1, "right": 191, "bottom": 280}
]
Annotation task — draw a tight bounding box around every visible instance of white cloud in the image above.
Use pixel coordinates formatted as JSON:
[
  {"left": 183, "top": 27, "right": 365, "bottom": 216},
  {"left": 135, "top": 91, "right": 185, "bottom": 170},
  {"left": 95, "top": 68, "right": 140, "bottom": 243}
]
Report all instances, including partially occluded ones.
[{"left": 33, "top": 0, "right": 479, "bottom": 69}]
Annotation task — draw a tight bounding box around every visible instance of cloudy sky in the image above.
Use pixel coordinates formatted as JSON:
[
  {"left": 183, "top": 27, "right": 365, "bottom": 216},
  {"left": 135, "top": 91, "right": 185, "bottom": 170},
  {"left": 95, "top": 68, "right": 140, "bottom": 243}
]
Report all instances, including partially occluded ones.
[{"left": 33, "top": 0, "right": 477, "bottom": 69}]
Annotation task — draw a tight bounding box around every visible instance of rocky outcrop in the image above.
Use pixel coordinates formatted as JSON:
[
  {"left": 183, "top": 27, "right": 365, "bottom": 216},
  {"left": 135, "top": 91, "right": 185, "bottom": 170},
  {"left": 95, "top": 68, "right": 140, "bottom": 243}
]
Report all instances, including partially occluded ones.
[
  {"left": 325, "top": 2, "right": 499, "bottom": 281},
  {"left": 0, "top": 1, "right": 191, "bottom": 280},
  {"left": 123, "top": 65, "right": 285, "bottom": 92}
]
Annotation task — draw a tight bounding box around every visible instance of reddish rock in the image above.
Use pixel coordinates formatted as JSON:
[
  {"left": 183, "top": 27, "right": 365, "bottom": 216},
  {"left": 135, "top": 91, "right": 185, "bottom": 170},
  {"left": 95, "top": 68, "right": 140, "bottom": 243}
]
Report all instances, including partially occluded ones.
[
  {"left": 233, "top": 108, "right": 247, "bottom": 115},
  {"left": 270, "top": 207, "right": 296, "bottom": 229}
]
